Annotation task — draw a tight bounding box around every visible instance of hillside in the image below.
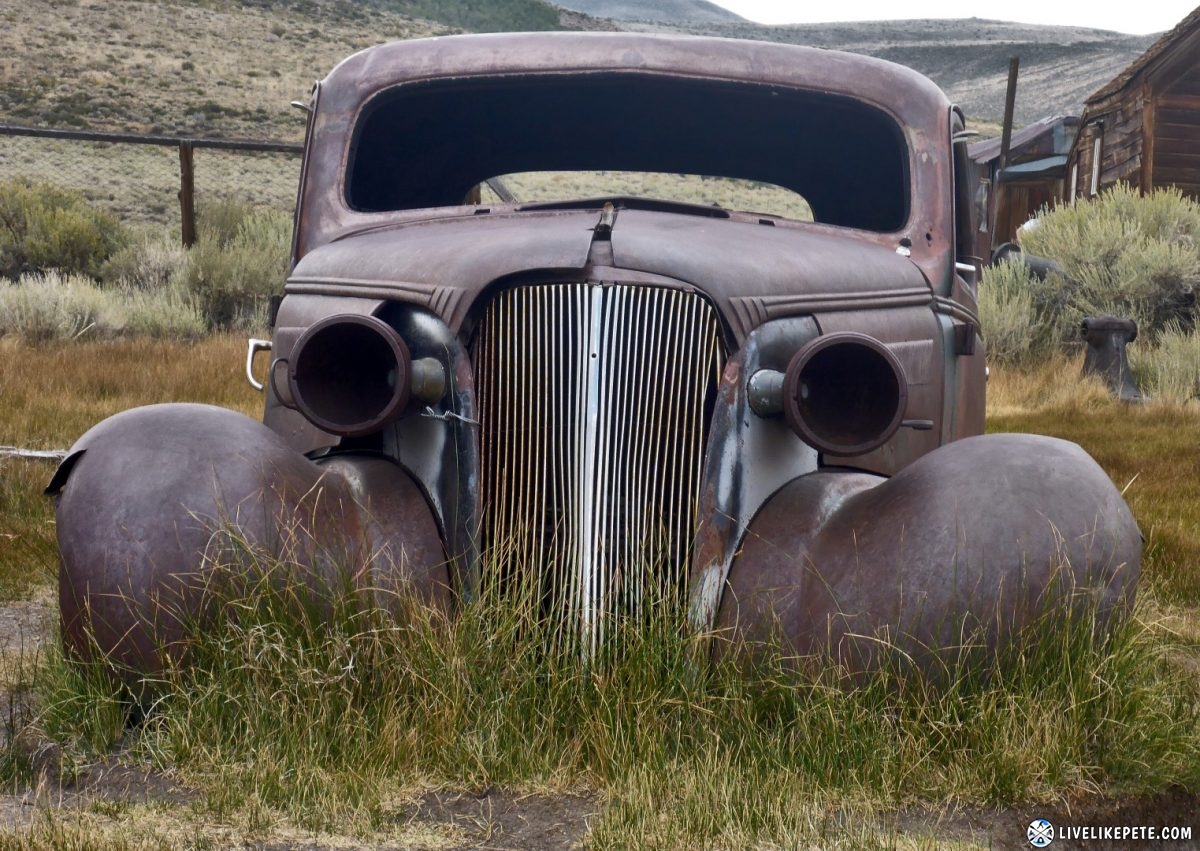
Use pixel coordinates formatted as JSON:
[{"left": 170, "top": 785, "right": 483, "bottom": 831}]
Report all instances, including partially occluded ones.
[
  {"left": 374, "top": 0, "right": 562, "bottom": 31},
  {"left": 0, "top": 0, "right": 450, "bottom": 141},
  {"left": 0, "top": 0, "right": 1162, "bottom": 140},
  {"left": 552, "top": 0, "right": 744, "bottom": 24},
  {"left": 627, "top": 18, "right": 1158, "bottom": 125}
]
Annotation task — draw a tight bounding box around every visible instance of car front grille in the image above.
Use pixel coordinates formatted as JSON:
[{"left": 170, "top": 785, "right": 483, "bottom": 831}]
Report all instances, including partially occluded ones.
[{"left": 472, "top": 283, "right": 724, "bottom": 650}]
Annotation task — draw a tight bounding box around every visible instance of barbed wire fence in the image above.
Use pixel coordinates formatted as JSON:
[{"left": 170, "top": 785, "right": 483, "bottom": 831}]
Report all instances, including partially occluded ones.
[{"left": 0, "top": 124, "right": 303, "bottom": 244}]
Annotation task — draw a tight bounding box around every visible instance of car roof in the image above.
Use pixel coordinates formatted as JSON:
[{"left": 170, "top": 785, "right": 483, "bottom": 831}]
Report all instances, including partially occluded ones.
[{"left": 319, "top": 31, "right": 949, "bottom": 128}]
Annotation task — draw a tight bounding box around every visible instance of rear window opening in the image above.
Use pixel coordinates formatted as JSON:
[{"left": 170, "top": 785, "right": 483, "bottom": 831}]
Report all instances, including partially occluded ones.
[{"left": 346, "top": 73, "right": 910, "bottom": 232}]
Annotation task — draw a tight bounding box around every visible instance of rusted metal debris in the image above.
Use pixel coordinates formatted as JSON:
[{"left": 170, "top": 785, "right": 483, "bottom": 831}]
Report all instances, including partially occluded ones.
[
  {"left": 1082, "top": 316, "right": 1143, "bottom": 402},
  {"left": 48, "top": 32, "right": 1140, "bottom": 690},
  {"left": 990, "top": 242, "right": 1065, "bottom": 280}
]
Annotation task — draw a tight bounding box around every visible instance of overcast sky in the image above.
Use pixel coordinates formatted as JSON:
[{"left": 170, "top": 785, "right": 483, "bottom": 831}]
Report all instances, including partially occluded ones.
[{"left": 705, "top": 0, "right": 1197, "bottom": 35}]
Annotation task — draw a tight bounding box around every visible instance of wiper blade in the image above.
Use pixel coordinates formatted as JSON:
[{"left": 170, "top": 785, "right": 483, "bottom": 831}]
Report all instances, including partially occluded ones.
[{"left": 515, "top": 195, "right": 729, "bottom": 219}]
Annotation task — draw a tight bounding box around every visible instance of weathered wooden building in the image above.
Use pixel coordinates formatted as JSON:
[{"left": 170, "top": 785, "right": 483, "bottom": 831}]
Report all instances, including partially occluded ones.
[
  {"left": 966, "top": 115, "right": 1079, "bottom": 258},
  {"left": 1066, "top": 5, "right": 1200, "bottom": 200}
]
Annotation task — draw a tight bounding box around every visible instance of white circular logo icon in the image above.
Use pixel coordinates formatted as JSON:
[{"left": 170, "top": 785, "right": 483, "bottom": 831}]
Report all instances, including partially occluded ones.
[{"left": 1028, "top": 818, "right": 1054, "bottom": 847}]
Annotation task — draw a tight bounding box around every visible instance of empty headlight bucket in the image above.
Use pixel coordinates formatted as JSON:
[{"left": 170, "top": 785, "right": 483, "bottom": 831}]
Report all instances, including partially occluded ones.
[
  {"left": 782, "top": 332, "right": 908, "bottom": 456},
  {"left": 288, "top": 314, "right": 412, "bottom": 437}
]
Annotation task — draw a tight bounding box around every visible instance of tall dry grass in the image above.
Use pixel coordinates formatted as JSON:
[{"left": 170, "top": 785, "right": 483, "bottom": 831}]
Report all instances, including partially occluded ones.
[
  {"left": 987, "top": 359, "right": 1200, "bottom": 607},
  {"left": 0, "top": 337, "right": 260, "bottom": 602},
  {"left": 0, "top": 336, "right": 261, "bottom": 450},
  {"left": 16, "top": 540, "right": 1190, "bottom": 846}
]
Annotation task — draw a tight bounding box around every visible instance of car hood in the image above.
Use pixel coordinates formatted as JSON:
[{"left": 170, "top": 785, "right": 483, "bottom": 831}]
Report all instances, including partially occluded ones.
[{"left": 287, "top": 208, "right": 933, "bottom": 341}]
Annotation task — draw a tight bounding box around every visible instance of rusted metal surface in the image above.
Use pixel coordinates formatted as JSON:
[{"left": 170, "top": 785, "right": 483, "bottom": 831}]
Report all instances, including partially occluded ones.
[
  {"left": 379, "top": 306, "right": 482, "bottom": 600},
  {"left": 688, "top": 317, "right": 821, "bottom": 632},
  {"left": 286, "top": 314, "right": 413, "bottom": 437},
  {"left": 714, "top": 434, "right": 1141, "bottom": 672},
  {"left": 51, "top": 32, "right": 1141, "bottom": 683},
  {"left": 1082, "top": 316, "right": 1143, "bottom": 402},
  {"left": 286, "top": 210, "right": 937, "bottom": 343},
  {"left": 781, "top": 332, "right": 908, "bottom": 457},
  {"left": 293, "top": 33, "right": 956, "bottom": 298},
  {"left": 50, "top": 404, "right": 448, "bottom": 694}
]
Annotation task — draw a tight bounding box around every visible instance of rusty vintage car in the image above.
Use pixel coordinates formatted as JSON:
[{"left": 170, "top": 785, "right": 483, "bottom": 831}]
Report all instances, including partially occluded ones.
[{"left": 50, "top": 32, "right": 1140, "bottom": 683}]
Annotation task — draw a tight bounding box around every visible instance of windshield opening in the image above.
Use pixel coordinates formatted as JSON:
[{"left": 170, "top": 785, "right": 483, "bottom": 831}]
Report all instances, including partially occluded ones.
[{"left": 346, "top": 73, "right": 909, "bottom": 232}]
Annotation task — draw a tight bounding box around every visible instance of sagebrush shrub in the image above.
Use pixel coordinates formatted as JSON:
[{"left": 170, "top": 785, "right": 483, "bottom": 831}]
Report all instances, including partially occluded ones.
[
  {"left": 100, "top": 232, "right": 187, "bottom": 290},
  {"left": 0, "top": 271, "right": 112, "bottom": 343},
  {"left": 196, "top": 198, "right": 256, "bottom": 249},
  {"left": 977, "top": 259, "right": 1064, "bottom": 365},
  {"left": 0, "top": 270, "right": 204, "bottom": 343},
  {"left": 980, "top": 185, "right": 1200, "bottom": 386},
  {"left": 1131, "top": 322, "right": 1200, "bottom": 403},
  {"left": 1017, "top": 184, "right": 1200, "bottom": 337},
  {"left": 0, "top": 179, "right": 128, "bottom": 279},
  {"left": 180, "top": 201, "right": 290, "bottom": 330}
]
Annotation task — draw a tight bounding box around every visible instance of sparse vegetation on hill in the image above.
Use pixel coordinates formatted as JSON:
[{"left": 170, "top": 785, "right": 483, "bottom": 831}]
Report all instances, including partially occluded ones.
[
  {"left": 646, "top": 18, "right": 1157, "bottom": 124},
  {"left": 0, "top": 0, "right": 1164, "bottom": 137},
  {"left": 552, "top": 0, "right": 743, "bottom": 25},
  {"left": 391, "top": 0, "right": 562, "bottom": 31},
  {"left": 0, "top": 0, "right": 443, "bottom": 140}
]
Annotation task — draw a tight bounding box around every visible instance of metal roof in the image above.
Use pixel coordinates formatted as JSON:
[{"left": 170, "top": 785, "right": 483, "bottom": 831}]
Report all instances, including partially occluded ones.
[{"left": 967, "top": 115, "right": 1079, "bottom": 164}]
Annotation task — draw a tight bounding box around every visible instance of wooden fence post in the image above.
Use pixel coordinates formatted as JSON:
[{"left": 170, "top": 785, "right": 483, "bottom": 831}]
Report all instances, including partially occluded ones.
[
  {"left": 178, "top": 141, "right": 196, "bottom": 248},
  {"left": 991, "top": 56, "right": 1020, "bottom": 252}
]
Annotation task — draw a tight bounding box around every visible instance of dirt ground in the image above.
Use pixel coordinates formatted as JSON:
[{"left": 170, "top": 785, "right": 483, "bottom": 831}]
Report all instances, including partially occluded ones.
[{"left": 0, "top": 598, "right": 1195, "bottom": 850}]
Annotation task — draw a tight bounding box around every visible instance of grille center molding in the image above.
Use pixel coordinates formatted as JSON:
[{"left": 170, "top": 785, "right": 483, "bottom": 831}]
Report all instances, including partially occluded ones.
[{"left": 473, "top": 283, "right": 723, "bottom": 650}]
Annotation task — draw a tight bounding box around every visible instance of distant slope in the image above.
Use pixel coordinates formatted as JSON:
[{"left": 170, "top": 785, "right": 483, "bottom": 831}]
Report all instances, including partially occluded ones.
[
  {"left": 376, "top": 0, "right": 562, "bottom": 32},
  {"left": 552, "top": 0, "right": 744, "bottom": 24},
  {"left": 0, "top": 1, "right": 1162, "bottom": 138},
  {"left": 0, "top": 0, "right": 598, "bottom": 140},
  {"left": 633, "top": 17, "right": 1157, "bottom": 124},
  {"left": 0, "top": 0, "right": 448, "bottom": 140}
]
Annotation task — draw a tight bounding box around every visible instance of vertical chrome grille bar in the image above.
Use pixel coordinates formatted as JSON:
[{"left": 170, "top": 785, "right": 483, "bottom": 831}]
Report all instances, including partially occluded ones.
[
  {"left": 473, "top": 283, "right": 723, "bottom": 650},
  {"left": 579, "top": 286, "right": 605, "bottom": 649},
  {"left": 661, "top": 291, "right": 685, "bottom": 587}
]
